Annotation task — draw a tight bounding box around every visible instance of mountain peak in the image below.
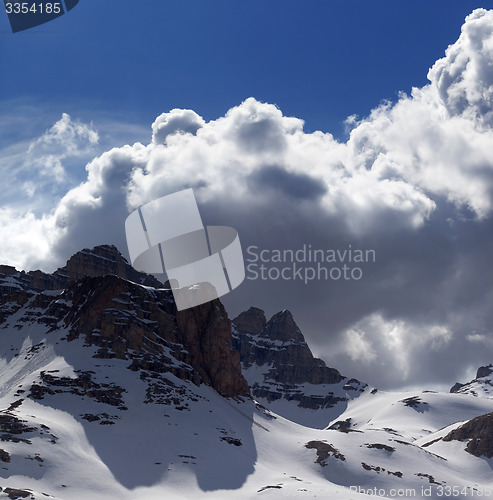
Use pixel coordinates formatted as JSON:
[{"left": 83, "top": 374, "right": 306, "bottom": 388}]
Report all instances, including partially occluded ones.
[
  {"left": 261, "top": 309, "right": 305, "bottom": 344},
  {"left": 477, "top": 364, "right": 493, "bottom": 379},
  {"left": 0, "top": 245, "right": 163, "bottom": 293},
  {"left": 232, "top": 306, "right": 266, "bottom": 335},
  {"left": 55, "top": 245, "right": 162, "bottom": 288},
  {"left": 231, "top": 307, "right": 366, "bottom": 427},
  {"left": 450, "top": 363, "right": 493, "bottom": 397}
]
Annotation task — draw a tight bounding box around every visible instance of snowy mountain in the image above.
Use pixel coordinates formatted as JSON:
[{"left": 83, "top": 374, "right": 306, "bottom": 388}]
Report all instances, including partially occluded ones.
[
  {"left": 0, "top": 245, "right": 162, "bottom": 295},
  {"left": 451, "top": 365, "right": 493, "bottom": 398},
  {"left": 0, "top": 246, "right": 492, "bottom": 499},
  {"left": 232, "top": 307, "right": 369, "bottom": 428}
]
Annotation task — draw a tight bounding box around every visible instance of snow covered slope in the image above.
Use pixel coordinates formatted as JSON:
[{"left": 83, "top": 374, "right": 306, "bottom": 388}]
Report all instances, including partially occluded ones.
[{"left": 451, "top": 365, "right": 493, "bottom": 398}]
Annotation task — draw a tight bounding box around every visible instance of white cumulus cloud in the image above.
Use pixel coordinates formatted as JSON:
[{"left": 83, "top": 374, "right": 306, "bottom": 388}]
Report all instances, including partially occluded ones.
[
  {"left": 28, "top": 112, "right": 99, "bottom": 183},
  {"left": 2, "top": 9, "right": 493, "bottom": 388}
]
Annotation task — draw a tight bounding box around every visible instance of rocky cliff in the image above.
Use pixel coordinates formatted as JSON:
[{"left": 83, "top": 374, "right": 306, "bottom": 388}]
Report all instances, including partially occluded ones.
[
  {"left": 443, "top": 412, "right": 493, "bottom": 458},
  {"left": 232, "top": 306, "right": 368, "bottom": 427},
  {"left": 0, "top": 245, "right": 249, "bottom": 399}
]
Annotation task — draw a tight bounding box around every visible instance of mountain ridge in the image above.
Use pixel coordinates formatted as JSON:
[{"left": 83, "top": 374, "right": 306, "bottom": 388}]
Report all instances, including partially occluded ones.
[
  {"left": 232, "top": 306, "right": 368, "bottom": 428},
  {"left": 0, "top": 244, "right": 162, "bottom": 295},
  {"left": 0, "top": 245, "right": 492, "bottom": 499}
]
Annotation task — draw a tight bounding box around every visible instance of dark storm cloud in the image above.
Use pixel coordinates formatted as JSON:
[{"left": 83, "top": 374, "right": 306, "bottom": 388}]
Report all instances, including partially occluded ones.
[
  {"left": 233, "top": 118, "right": 287, "bottom": 154},
  {"left": 248, "top": 165, "right": 327, "bottom": 200}
]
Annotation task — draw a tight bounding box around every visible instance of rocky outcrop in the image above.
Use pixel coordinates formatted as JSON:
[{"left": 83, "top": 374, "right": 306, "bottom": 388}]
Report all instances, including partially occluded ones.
[
  {"left": 443, "top": 412, "right": 493, "bottom": 458},
  {"left": 450, "top": 364, "right": 493, "bottom": 397},
  {"left": 232, "top": 307, "right": 366, "bottom": 413},
  {"left": 305, "top": 441, "right": 346, "bottom": 465},
  {"left": 56, "top": 245, "right": 162, "bottom": 287},
  {"left": 477, "top": 364, "right": 493, "bottom": 379},
  {"left": 0, "top": 245, "right": 162, "bottom": 294},
  {"left": 450, "top": 382, "right": 465, "bottom": 393}
]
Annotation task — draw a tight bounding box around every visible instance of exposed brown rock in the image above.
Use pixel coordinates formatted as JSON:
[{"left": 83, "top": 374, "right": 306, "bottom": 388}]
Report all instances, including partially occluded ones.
[
  {"left": 477, "top": 364, "right": 493, "bottom": 379},
  {"left": 0, "top": 448, "right": 11, "bottom": 462},
  {"left": 262, "top": 310, "right": 305, "bottom": 343},
  {"left": 176, "top": 299, "right": 250, "bottom": 397},
  {"left": 361, "top": 462, "right": 384, "bottom": 473},
  {"left": 29, "top": 370, "right": 127, "bottom": 409},
  {"left": 443, "top": 412, "right": 493, "bottom": 458},
  {"left": 233, "top": 307, "right": 266, "bottom": 336},
  {"left": 57, "top": 274, "right": 249, "bottom": 398},
  {"left": 220, "top": 436, "right": 242, "bottom": 446},
  {"left": 366, "top": 443, "right": 395, "bottom": 452},
  {"left": 305, "top": 440, "right": 346, "bottom": 465},
  {"left": 416, "top": 473, "right": 441, "bottom": 484},
  {"left": 258, "top": 485, "right": 282, "bottom": 492},
  {"left": 399, "top": 396, "right": 429, "bottom": 411},
  {"left": 233, "top": 309, "right": 342, "bottom": 386},
  {"left": 0, "top": 289, "right": 32, "bottom": 325},
  {"left": 58, "top": 245, "right": 162, "bottom": 287},
  {"left": 388, "top": 471, "right": 403, "bottom": 477},
  {"left": 62, "top": 275, "right": 179, "bottom": 354},
  {"left": 3, "top": 488, "right": 31, "bottom": 500},
  {"left": 0, "top": 245, "right": 162, "bottom": 294},
  {"left": 232, "top": 308, "right": 352, "bottom": 409},
  {"left": 450, "top": 382, "right": 465, "bottom": 393},
  {"left": 328, "top": 418, "right": 354, "bottom": 432},
  {"left": 1, "top": 246, "right": 250, "bottom": 400}
]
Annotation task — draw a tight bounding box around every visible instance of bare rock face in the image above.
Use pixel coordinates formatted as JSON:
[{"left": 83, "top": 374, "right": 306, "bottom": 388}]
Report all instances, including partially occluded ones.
[
  {"left": 477, "top": 364, "right": 493, "bottom": 379},
  {"left": 443, "top": 412, "right": 493, "bottom": 458},
  {"left": 232, "top": 307, "right": 366, "bottom": 413},
  {"left": 177, "top": 301, "right": 250, "bottom": 397},
  {"left": 0, "top": 246, "right": 249, "bottom": 399},
  {"left": 233, "top": 308, "right": 342, "bottom": 387},
  {"left": 55, "top": 245, "right": 163, "bottom": 288},
  {"left": 233, "top": 307, "right": 266, "bottom": 336},
  {"left": 450, "top": 382, "right": 465, "bottom": 393},
  {"left": 60, "top": 275, "right": 248, "bottom": 398},
  {"left": 261, "top": 310, "right": 306, "bottom": 344}
]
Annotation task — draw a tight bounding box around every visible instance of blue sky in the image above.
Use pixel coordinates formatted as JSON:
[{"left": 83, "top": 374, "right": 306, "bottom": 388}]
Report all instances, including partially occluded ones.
[{"left": 0, "top": 1, "right": 488, "bottom": 139}]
